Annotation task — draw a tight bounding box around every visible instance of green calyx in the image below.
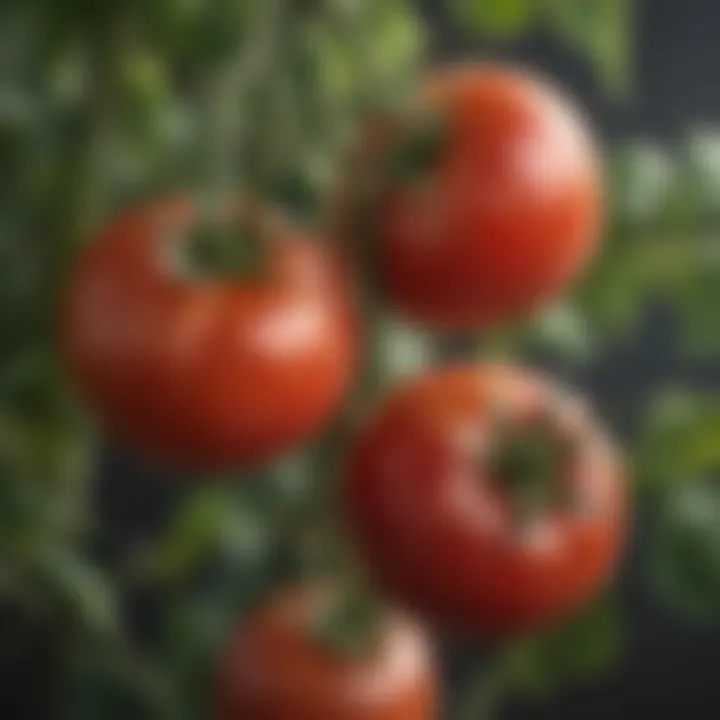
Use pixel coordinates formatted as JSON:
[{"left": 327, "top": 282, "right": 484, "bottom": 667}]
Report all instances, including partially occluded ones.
[
  {"left": 348, "top": 103, "right": 448, "bottom": 300},
  {"left": 385, "top": 106, "right": 448, "bottom": 185},
  {"left": 309, "top": 585, "right": 384, "bottom": 658},
  {"left": 181, "top": 201, "right": 272, "bottom": 279},
  {"left": 488, "top": 423, "right": 576, "bottom": 524}
]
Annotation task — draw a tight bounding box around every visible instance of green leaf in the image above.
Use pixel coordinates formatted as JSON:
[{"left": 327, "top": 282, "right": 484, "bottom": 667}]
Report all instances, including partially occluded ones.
[
  {"left": 611, "top": 142, "right": 675, "bottom": 228},
  {"left": 376, "top": 317, "right": 433, "bottom": 380},
  {"left": 507, "top": 596, "right": 624, "bottom": 696},
  {"left": 0, "top": 467, "right": 46, "bottom": 550},
  {"left": 529, "top": 302, "right": 595, "bottom": 362},
  {"left": 672, "top": 257, "right": 720, "bottom": 356},
  {"left": 454, "top": 0, "right": 536, "bottom": 37},
  {"left": 651, "top": 478, "right": 720, "bottom": 622},
  {"left": 635, "top": 389, "right": 720, "bottom": 493},
  {"left": 577, "top": 227, "right": 694, "bottom": 335},
  {"left": 683, "top": 128, "right": 720, "bottom": 219},
  {"left": 311, "top": 24, "right": 356, "bottom": 111},
  {"left": 36, "top": 547, "right": 120, "bottom": 638},
  {"left": 142, "top": 490, "right": 253, "bottom": 582},
  {"left": 161, "top": 555, "right": 276, "bottom": 717},
  {"left": 544, "top": 0, "right": 634, "bottom": 96},
  {"left": 120, "top": 48, "right": 171, "bottom": 134},
  {"left": 575, "top": 136, "right": 720, "bottom": 346},
  {"left": 361, "top": 2, "right": 426, "bottom": 102},
  {"left": 0, "top": 403, "right": 91, "bottom": 548}
]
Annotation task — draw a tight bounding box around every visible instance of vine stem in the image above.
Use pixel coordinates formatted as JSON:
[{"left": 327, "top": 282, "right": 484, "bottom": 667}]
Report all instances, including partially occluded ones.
[
  {"left": 266, "top": 1, "right": 383, "bottom": 577},
  {"left": 194, "top": 0, "right": 285, "bottom": 260},
  {"left": 46, "top": 7, "right": 125, "bottom": 277},
  {"left": 277, "top": 0, "right": 428, "bottom": 633}
]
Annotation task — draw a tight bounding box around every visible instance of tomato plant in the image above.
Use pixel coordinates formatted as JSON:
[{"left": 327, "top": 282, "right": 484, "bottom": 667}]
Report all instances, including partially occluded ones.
[
  {"left": 216, "top": 587, "right": 437, "bottom": 720},
  {"left": 62, "top": 196, "right": 356, "bottom": 471},
  {"left": 345, "top": 364, "right": 626, "bottom": 636},
  {"left": 355, "top": 65, "right": 603, "bottom": 329},
  {"left": 7, "top": 0, "right": 720, "bottom": 717}
]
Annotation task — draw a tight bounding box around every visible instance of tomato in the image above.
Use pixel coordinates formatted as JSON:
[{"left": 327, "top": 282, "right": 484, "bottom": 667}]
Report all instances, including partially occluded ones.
[
  {"left": 62, "top": 197, "right": 356, "bottom": 471},
  {"left": 345, "top": 365, "right": 626, "bottom": 637},
  {"left": 216, "top": 587, "right": 437, "bottom": 720},
  {"left": 349, "top": 65, "right": 603, "bottom": 329}
]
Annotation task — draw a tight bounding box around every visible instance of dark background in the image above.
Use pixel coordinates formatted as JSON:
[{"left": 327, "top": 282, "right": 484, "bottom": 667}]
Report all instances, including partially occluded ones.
[{"left": 423, "top": 0, "right": 720, "bottom": 717}]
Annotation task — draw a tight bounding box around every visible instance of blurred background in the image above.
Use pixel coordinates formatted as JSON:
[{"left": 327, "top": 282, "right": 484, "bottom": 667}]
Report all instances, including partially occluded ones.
[{"left": 1, "top": 0, "right": 720, "bottom": 718}]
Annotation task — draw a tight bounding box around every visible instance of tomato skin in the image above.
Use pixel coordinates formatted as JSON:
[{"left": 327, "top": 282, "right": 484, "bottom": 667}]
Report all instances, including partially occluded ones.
[
  {"left": 216, "top": 588, "right": 437, "bottom": 720},
  {"left": 345, "top": 365, "right": 625, "bottom": 637},
  {"left": 62, "top": 197, "right": 356, "bottom": 471},
  {"left": 374, "top": 65, "right": 603, "bottom": 329}
]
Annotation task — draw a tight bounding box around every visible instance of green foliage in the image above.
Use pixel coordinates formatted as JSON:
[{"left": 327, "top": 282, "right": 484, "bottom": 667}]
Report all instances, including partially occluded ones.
[
  {"left": 455, "top": 597, "right": 623, "bottom": 719},
  {"left": 635, "top": 389, "right": 720, "bottom": 493},
  {"left": 453, "top": 0, "right": 634, "bottom": 94},
  {"left": 571, "top": 133, "right": 720, "bottom": 354},
  {"left": 0, "top": 0, "right": 719, "bottom": 718},
  {"left": 454, "top": 0, "right": 537, "bottom": 37},
  {"left": 610, "top": 142, "right": 676, "bottom": 227},
  {"left": 543, "top": 0, "right": 634, "bottom": 94},
  {"left": 38, "top": 547, "right": 120, "bottom": 638},
  {"left": 507, "top": 597, "right": 624, "bottom": 697},
  {"left": 683, "top": 129, "right": 720, "bottom": 218},
  {"left": 651, "top": 479, "right": 720, "bottom": 622},
  {"left": 530, "top": 303, "right": 595, "bottom": 361},
  {"left": 144, "top": 495, "right": 227, "bottom": 579},
  {"left": 376, "top": 317, "right": 434, "bottom": 381},
  {"left": 476, "top": 301, "right": 595, "bottom": 366},
  {"left": 477, "top": 132, "right": 720, "bottom": 362},
  {"left": 638, "top": 391, "right": 720, "bottom": 625}
]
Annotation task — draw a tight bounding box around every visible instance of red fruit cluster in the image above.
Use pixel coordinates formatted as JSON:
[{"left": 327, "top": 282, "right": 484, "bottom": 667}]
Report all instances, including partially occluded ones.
[{"left": 61, "top": 65, "right": 626, "bottom": 720}]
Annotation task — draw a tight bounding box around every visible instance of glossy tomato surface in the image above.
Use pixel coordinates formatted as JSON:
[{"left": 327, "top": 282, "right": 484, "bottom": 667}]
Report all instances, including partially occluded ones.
[
  {"left": 62, "top": 197, "right": 356, "bottom": 471},
  {"left": 373, "top": 65, "right": 603, "bottom": 329},
  {"left": 345, "top": 365, "right": 626, "bottom": 637},
  {"left": 216, "top": 588, "right": 437, "bottom": 720}
]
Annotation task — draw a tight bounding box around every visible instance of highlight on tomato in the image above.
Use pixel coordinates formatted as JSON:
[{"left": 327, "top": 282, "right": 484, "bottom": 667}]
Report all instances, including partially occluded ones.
[
  {"left": 345, "top": 364, "right": 626, "bottom": 637},
  {"left": 343, "top": 64, "right": 603, "bottom": 330},
  {"left": 215, "top": 586, "right": 437, "bottom": 720},
  {"left": 62, "top": 196, "right": 356, "bottom": 471}
]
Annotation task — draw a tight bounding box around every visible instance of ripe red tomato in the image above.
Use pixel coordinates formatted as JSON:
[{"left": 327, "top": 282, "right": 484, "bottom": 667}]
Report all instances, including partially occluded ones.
[
  {"left": 62, "top": 197, "right": 356, "bottom": 470},
  {"left": 357, "top": 65, "right": 603, "bottom": 329},
  {"left": 216, "top": 588, "right": 437, "bottom": 720},
  {"left": 345, "top": 365, "right": 626, "bottom": 637}
]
